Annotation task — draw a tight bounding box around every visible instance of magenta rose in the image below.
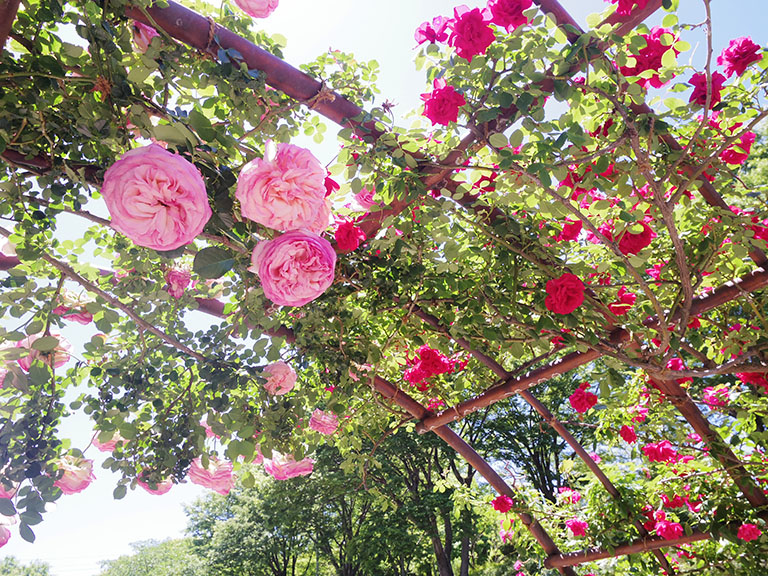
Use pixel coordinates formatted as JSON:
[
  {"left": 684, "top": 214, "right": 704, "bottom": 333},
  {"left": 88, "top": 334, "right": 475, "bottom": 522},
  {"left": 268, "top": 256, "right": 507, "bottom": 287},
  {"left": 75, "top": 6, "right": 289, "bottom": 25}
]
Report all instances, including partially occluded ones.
[
  {"left": 737, "top": 523, "right": 763, "bottom": 542},
  {"left": 721, "top": 130, "right": 756, "bottom": 165},
  {"left": 308, "top": 409, "right": 339, "bottom": 435},
  {"left": 718, "top": 37, "right": 763, "bottom": 77},
  {"left": 0, "top": 525, "right": 9, "bottom": 548},
  {"left": 619, "top": 425, "right": 637, "bottom": 444},
  {"left": 263, "top": 361, "right": 297, "bottom": 395},
  {"left": 556, "top": 218, "right": 582, "bottom": 242},
  {"left": 334, "top": 221, "right": 366, "bottom": 252},
  {"left": 54, "top": 456, "right": 95, "bottom": 495},
  {"left": 234, "top": 0, "right": 278, "bottom": 18},
  {"left": 642, "top": 440, "right": 678, "bottom": 463},
  {"left": 421, "top": 78, "right": 467, "bottom": 126},
  {"left": 492, "top": 494, "right": 514, "bottom": 513},
  {"left": 688, "top": 71, "right": 726, "bottom": 108},
  {"left": 236, "top": 142, "right": 327, "bottom": 232},
  {"left": 620, "top": 27, "right": 679, "bottom": 89},
  {"left": 263, "top": 452, "right": 314, "bottom": 480},
  {"left": 101, "top": 144, "right": 211, "bottom": 251},
  {"left": 415, "top": 16, "right": 449, "bottom": 45},
  {"left": 607, "top": 0, "right": 649, "bottom": 17},
  {"left": 565, "top": 518, "right": 588, "bottom": 537},
  {"left": 188, "top": 456, "right": 234, "bottom": 495},
  {"left": 488, "top": 0, "right": 532, "bottom": 33},
  {"left": 448, "top": 6, "right": 495, "bottom": 62},
  {"left": 544, "top": 273, "right": 585, "bottom": 315},
  {"left": 569, "top": 383, "right": 597, "bottom": 413},
  {"left": 249, "top": 231, "right": 336, "bottom": 307}
]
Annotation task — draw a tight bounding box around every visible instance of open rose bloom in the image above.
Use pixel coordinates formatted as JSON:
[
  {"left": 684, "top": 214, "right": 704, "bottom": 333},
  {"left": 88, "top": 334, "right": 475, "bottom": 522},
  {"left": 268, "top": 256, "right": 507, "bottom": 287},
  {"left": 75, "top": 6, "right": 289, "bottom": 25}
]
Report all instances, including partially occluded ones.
[
  {"left": 308, "top": 409, "right": 339, "bottom": 435},
  {"left": 236, "top": 142, "right": 327, "bottom": 232},
  {"left": 54, "top": 455, "right": 95, "bottom": 495},
  {"left": 263, "top": 361, "right": 297, "bottom": 395},
  {"left": 263, "top": 451, "right": 314, "bottom": 480},
  {"left": 137, "top": 472, "right": 174, "bottom": 496},
  {"left": 250, "top": 231, "right": 336, "bottom": 307},
  {"left": 234, "top": 0, "right": 278, "bottom": 18},
  {"left": 101, "top": 144, "right": 212, "bottom": 251},
  {"left": 16, "top": 333, "right": 72, "bottom": 372},
  {"left": 188, "top": 456, "right": 234, "bottom": 495}
]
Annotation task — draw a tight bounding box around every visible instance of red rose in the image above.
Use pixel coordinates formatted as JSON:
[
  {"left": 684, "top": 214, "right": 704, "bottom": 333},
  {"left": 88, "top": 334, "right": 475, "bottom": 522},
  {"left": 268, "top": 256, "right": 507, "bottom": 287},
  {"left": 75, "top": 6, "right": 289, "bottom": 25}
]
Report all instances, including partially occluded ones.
[
  {"left": 736, "top": 372, "right": 768, "bottom": 392},
  {"left": 608, "top": 286, "right": 636, "bottom": 316},
  {"left": 718, "top": 36, "right": 763, "bottom": 77},
  {"left": 544, "top": 272, "right": 585, "bottom": 315},
  {"left": 642, "top": 440, "right": 678, "bottom": 463},
  {"left": 417, "top": 345, "right": 453, "bottom": 376},
  {"left": 335, "top": 221, "right": 366, "bottom": 252},
  {"left": 492, "top": 494, "right": 514, "bottom": 513},
  {"left": 618, "top": 221, "right": 656, "bottom": 255},
  {"left": 569, "top": 383, "right": 597, "bottom": 413},
  {"left": 448, "top": 6, "right": 495, "bottom": 62},
  {"left": 720, "top": 131, "right": 756, "bottom": 165},
  {"left": 556, "top": 218, "right": 582, "bottom": 242},
  {"left": 488, "top": 0, "right": 532, "bottom": 33},
  {"left": 688, "top": 71, "right": 726, "bottom": 108},
  {"left": 421, "top": 78, "right": 467, "bottom": 126},
  {"left": 619, "top": 425, "right": 637, "bottom": 444}
]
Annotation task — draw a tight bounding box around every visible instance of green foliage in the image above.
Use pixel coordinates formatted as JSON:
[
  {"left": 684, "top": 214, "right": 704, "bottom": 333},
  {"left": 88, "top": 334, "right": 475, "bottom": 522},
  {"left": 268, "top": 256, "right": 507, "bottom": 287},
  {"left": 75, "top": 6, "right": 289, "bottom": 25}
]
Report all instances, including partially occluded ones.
[
  {"left": 97, "top": 539, "right": 205, "bottom": 576},
  {"left": 0, "top": 557, "right": 50, "bottom": 576}
]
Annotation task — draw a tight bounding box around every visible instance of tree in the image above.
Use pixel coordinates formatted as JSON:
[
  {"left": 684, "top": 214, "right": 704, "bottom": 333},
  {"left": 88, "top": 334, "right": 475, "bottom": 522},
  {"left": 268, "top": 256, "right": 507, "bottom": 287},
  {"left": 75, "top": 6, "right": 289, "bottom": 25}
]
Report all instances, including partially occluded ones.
[
  {"left": 97, "top": 539, "right": 205, "bottom": 576},
  {"left": 0, "top": 557, "right": 50, "bottom": 576}
]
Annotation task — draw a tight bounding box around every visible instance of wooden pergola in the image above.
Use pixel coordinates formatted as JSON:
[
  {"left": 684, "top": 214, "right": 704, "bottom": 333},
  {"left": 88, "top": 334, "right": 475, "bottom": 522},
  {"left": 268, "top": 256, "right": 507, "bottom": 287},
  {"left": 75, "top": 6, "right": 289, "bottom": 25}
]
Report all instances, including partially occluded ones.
[{"left": 1, "top": 0, "right": 767, "bottom": 573}]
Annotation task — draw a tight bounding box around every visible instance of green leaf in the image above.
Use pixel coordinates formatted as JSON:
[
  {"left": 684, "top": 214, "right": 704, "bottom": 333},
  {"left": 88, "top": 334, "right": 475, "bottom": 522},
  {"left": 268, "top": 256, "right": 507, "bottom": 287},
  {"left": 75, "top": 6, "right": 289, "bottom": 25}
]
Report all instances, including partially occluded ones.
[
  {"left": 0, "top": 498, "right": 16, "bottom": 516},
  {"left": 19, "top": 522, "right": 35, "bottom": 543},
  {"left": 113, "top": 485, "right": 127, "bottom": 500},
  {"left": 488, "top": 132, "right": 508, "bottom": 148},
  {"left": 189, "top": 109, "right": 216, "bottom": 141},
  {"left": 193, "top": 247, "right": 236, "bottom": 279},
  {"left": 31, "top": 336, "right": 60, "bottom": 352}
]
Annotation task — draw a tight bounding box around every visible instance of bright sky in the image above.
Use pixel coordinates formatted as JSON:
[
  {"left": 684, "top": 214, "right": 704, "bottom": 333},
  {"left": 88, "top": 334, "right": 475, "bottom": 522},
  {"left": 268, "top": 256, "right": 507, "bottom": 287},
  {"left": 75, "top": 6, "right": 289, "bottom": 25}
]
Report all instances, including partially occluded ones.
[{"left": 3, "top": 0, "right": 765, "bottom": 574}]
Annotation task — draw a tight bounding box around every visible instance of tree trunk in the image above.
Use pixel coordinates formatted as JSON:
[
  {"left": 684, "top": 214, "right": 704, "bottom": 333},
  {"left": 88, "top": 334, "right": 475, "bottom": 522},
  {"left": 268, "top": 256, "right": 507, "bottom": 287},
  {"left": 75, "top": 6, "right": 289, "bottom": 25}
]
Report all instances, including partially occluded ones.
[{"left": 428, "top": 517, "right": 454, "bottom": 576}]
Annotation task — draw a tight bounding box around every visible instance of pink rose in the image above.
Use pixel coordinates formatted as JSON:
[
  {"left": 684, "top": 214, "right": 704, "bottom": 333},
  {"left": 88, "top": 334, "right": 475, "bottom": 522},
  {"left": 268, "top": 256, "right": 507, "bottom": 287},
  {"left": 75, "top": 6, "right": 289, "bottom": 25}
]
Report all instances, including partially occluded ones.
[
  {"left": 566, "top": 518, "right": 588, "bottom": 537},
  {"left": 53, "top": 306, "right": 93, "bottom": 325},
  {"left": 165, "top": 268, "right": 192, "bottom": 299},
  {"left": 448, "top": 6, "right": 495, "bottom": 62},
  {"left": 236, "top": 142, "right": 327, "bottom": 232},
  {"left": 737, "top": 523, "right": 763, "bottom": 542},
  {"left": 415, "top": 16, "right": 449, "bottom": 45},
  {"left": 263, "top": 452, "right": 314, "bottom": 480},
  {"left": 569, "top": 383, "right": 597, "bottom": 413},
  {"left": 92, "top": 430, "right": 124, "bottom": 452},
  {"left": 488, "top": 0, "right": 532, "bottom": 33},
  {"left": 54, "top": 456, "right": 95, "bottom": 495},
  {"left": 233, "top": 0, "right": 278, "bottom": 18},
  {"left": 188, "top": 456, "right": 234, "bottom": 495},
  {"left": 606, "top": 0, "right": 649, "bottom": 17},
  {"left": 354, "top": 188, "right": 378, "bottom": 211},
  {"left": 137, "top": 474, "right": 174, "bottom": 495},
  {"left": 559, "top": 487, "right": 582, "bottom": 504},
  {"left": 618, "top": 221, "right": 656, "bottom": 255},
  {"left": 619, "top": 27, "right": 679, "bottom": 89},
  {"left": 718, "top": 37, "right": 763, "bottom": 77},
  {"left": 102, "top": 144, "right": 211, "bottom": 251},
  {"left": 544, "top": 273, "right": 585, "bottom": 315},
  {"left": 334, "top": 221, "right": 366, "bottom": 252},
  {"left": 0, "top": 525, "right": 9, "bottom": 548},
  {"left": 132, "top": 22, "right": 159, "bottom": 53},
  {"left": 421, "top": 78, "right": 467, "bottom": 126},
  {"left": 16, "top": 333, "right": 72, "bottom": 372},
  {"left": 263, "top": 361, "right": 297, "bottom": 395},
  {"left": 492, "top": 494, "right": 514, "bottom": 513},
  {"left": 0, "top": 481, "right": 16, "bottom": 499},
  {"left": 689, "top": 71, "right": 726, "bottom": 108},
  {"left": 309, "top": 409, "right": 339, "bottom": 435},
  {"left": 619, "top": 425, "right": 637, "bottom": 444},
  {"left": 702, "top": 385, "right": 730, "bottom": 408},
  {"left": 249, "top": 231, "right": 336, "bottom": 307}
]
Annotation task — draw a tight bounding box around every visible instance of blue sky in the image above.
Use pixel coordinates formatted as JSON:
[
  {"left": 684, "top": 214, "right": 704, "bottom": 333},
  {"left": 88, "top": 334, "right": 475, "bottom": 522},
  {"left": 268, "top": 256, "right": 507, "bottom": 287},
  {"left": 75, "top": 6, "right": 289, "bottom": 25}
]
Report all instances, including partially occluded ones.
[{"left": 3, "top": 0, "right": 766, "bottom": 574}]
